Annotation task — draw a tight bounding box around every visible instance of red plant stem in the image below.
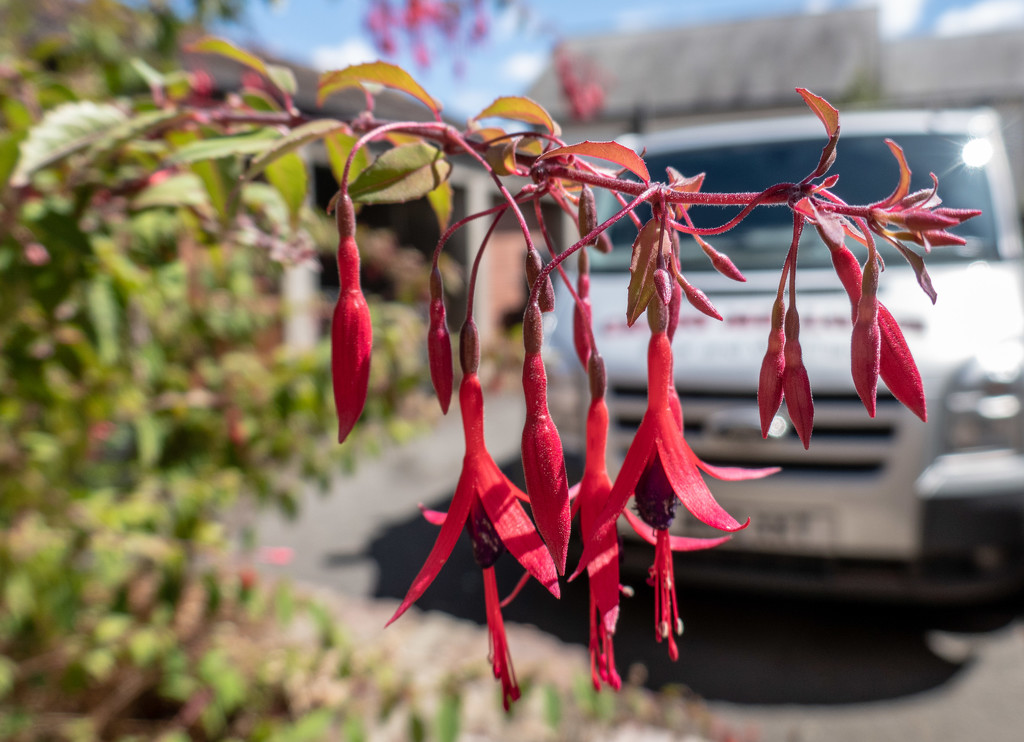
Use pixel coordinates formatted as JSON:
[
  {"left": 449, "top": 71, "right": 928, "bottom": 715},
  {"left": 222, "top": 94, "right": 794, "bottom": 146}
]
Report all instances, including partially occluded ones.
[{"left": 531, "top": 186, "right": 657, "bottom": 307}]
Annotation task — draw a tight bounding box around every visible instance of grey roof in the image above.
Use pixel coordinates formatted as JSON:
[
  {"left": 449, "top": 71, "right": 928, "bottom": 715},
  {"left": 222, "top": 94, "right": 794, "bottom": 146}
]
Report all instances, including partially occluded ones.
[
  {"left": 884, "top": 30, "right": 1024, "bottom": 107},
  {"left": 527, "top": 7, "right": 880, "bottom": 123}
]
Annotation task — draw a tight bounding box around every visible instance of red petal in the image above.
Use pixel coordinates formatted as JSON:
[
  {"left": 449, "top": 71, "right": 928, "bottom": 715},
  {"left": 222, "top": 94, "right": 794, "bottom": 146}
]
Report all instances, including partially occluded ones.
[
  {"left": 418, "top": 503, "right": 447, "bottom": 525},
  {"left": 657, "top": 425, "right": 748, "bottom": 532},
  {"left": 695, "top": 460, "right": 780, "bottom": 481},
  {"left": 387, "top": 470, "right": 474, "bottom": 626},
  {"left": 479, "top": 458, "right": 561, "bottom": 598},
  {"left": 623, "top": 510, "right": 732, "bottom": 551}
]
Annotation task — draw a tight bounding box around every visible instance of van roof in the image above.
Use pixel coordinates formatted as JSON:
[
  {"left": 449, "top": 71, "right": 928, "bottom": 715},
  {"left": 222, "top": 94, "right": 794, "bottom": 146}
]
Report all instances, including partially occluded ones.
[{"left": 627, "top": 109, "right": 1001, "bottom": 155}]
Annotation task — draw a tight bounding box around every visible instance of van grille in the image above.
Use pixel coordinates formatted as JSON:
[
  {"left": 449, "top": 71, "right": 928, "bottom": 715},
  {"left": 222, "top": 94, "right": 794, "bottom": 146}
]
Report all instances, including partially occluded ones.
[{"left": 607, "top": 383, "right": 902, "bottom": 475}]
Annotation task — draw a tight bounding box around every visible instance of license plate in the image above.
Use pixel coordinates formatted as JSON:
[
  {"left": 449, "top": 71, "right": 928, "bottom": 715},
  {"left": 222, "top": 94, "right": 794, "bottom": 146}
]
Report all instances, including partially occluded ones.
[{"left": 676, "top": 508, "right": 834, "bottom": 551}]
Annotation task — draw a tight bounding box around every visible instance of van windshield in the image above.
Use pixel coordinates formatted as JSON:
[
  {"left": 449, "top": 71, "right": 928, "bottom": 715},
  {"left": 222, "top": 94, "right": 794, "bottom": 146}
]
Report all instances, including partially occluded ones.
[{"left": 590, "top": 133, "right": 998, "bottom": 272}]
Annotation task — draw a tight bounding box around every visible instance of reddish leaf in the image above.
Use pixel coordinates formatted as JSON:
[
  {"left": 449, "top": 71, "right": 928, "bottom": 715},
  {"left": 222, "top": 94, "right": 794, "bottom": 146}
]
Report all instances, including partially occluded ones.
[
  {"left": 538, "top": 140, "right": 650, "bottom": 183},
  {"left": 796, "top": 88, "right": 839, "bottom": 138},
  {"left": 626, "top": 219, "right": 668, "bottom": 326},
  {"left": 471, "top": 96, "right": 560, "bottom": 135},
  {"left": 875, "top": 139, "right": 912, "bottom": 208},
  {"left": 318, "top": 61, "right": 441, "bottom": 115}
]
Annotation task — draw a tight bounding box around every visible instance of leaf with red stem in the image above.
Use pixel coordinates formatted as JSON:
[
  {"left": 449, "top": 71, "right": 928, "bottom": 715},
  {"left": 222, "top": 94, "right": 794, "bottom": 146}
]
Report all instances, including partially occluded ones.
[{"left": 537, "top": 140, "right": 650, "bottom": 183}]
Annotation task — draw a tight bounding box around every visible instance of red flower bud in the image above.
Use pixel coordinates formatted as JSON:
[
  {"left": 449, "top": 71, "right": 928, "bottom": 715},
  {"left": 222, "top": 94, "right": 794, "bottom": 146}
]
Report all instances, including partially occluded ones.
[
  {"left": 332, "top": 194, "right": 371, "bottom": 444},
  {"left": 653, "top": 267, "right": 673, "bottom": 306},
  {"left": 578, "top": 184, "right": 598, "bottom": 245},
  {"left": 521, "top": 304, "right": 571, "bottom": 573},
  {"left": 879, "top": 305, "right": 926, "bottom": 421},
  {"left": 782, "top": 305, "right": 814, "bottom": 448},
  {"left": 758, "top": 297, "right": 786, "bottom": 437},
  {"left": 526, "top": 248, "right": 555, "bottom": 312},
  {"left": 573, "top": 251, "right": 592, "bottom": 368},
  {"left": 427, "top": 267, "right": 453, "bottom": 414},
  {"left": 851, "top": 259, "right": 881, "bottom": 416}
]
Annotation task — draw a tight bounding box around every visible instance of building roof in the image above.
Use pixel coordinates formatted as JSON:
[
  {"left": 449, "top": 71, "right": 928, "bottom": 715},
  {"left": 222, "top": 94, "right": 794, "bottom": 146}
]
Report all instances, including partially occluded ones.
[{"left": 527, "top": 8, "right": 880, "bottom": 125}]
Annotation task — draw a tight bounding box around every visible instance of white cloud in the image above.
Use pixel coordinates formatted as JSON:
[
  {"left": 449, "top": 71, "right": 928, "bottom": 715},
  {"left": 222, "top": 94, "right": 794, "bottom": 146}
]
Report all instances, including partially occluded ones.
[
  {"left": 933, "top": 0, "right": 1024, "bottom": 37},
  {"left": 500, "top": 51, "right": 547, "bottom": 84},
  {"left": 870, "top": 0, "right": 928, "bottom": 38},
  {"left": 310, "top": 38, "right": 377, "bottom": 72}
]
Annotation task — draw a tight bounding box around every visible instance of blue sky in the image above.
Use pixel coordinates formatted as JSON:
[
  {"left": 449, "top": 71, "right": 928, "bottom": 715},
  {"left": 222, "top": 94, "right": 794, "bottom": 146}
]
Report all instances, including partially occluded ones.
[{"left": 219, "top": 0, "right": 1024, "bottom": 118}]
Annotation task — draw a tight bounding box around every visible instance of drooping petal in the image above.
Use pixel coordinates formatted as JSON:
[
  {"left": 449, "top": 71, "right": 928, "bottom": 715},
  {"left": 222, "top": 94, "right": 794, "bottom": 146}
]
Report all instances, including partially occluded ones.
[
  {"left": 387, "top": 469, "right": 475, "bottom": 626},
  {"left": 694, "top": 460, "right": 780, "bottom": 481},
  {"left": 478, "top": 459, "right": 561, "bottom": 598},
  {"left": 623, "top": 510, "right": 732, "bottom": 551},
  {"left": 656, "top": 425, "right": 749, "bottom": 532},
  {"left": 418, "top": 503, "right": 447, "bottom": 525}
]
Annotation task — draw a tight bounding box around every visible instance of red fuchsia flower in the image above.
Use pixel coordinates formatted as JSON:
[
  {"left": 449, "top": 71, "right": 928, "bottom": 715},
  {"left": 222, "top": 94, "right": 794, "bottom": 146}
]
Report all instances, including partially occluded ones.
[
  {"left": 574, "top": 355, "right": 623, "bottom": 690},
  {"left": 331, "top": 194, "right": 372, "bottom": 443},
  {"left": 574, "top": 304, "right": 778, "bottom": 658},
  {"left": 388, "top": 320, "right": 560, "bottom": 709}
]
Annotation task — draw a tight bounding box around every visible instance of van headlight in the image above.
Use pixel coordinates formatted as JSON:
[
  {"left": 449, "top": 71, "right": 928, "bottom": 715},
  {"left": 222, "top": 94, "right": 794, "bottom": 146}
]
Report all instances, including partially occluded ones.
[{"left": 944, "top": 339, "right": 1024, "bottom": 452}]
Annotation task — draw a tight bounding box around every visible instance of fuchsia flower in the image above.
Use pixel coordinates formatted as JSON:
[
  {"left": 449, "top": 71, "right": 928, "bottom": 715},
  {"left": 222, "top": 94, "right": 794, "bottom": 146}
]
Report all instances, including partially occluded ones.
[
  {"left": 574, "top": 310, "right": 778, "bottom": 659},
  {"left": 574, "top": 356, "right": 623, "bottom": 689},
  {"left": 388, "top": 321, "right": 559, "bottom": 709}
]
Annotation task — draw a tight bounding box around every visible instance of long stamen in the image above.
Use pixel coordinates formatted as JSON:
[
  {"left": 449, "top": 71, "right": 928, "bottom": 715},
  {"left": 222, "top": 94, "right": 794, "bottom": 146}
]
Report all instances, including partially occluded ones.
[
  {"left": 483, "top": 566, "right": 520, "bottom": 711},
  {"left": 647, "top": 528, "right": 681, "bottom": 661}
]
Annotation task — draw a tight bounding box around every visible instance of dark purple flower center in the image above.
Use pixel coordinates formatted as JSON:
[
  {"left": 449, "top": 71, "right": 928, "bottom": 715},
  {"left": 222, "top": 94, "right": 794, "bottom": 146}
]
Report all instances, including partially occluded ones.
[
  {"left": 634, "top": 453, "right": 679, "bottom": 530},
  {"left": 469, "top": 500, "right": 505, "bottom": 568}
]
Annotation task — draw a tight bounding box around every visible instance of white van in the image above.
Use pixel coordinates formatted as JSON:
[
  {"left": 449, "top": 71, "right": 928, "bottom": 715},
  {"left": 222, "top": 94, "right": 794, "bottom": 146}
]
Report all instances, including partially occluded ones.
[{"left": 546, "top": 109, "right": 1024, "bottom": 602}]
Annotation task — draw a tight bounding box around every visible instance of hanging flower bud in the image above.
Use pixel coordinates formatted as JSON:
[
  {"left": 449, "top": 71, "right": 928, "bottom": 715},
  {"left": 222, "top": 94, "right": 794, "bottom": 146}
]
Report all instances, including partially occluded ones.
[
  {"left": 521, "top": 303, "right": 571, "bottom": 573},
  {"left": 460, "top": 318, "right": 480, "bottom": 376},
  {"left": 427, "top": 266, "right": 453, "bottom": 414},
  {"left": 595, "top": 231, "right": 613, "bottom": 254},
  {"left": 578, "top": 184, "right": 598, "bottom": 246},
  {"left": 758, "top": 296, "right": 786, "bottom": 438},
  {"left": 782, "top": 304, "right": 814, "bottom": 448},
  {"left": 573, "top": 249, "right": 593, "bottom": 368},
  {"left": 852, "top": 257, "right": 881, "bottom": 416},
  {"left": 526, "top": 247, "right": 555, "bottom": 312},
  {"left": 653, "top": 267, "right": 673, "bottom": 306},
  {"left": 667, "top": 279, "right": 682, "bottom": 342},
  {"left": 331, "top": 193, "right": 372, "bottom": 444}
]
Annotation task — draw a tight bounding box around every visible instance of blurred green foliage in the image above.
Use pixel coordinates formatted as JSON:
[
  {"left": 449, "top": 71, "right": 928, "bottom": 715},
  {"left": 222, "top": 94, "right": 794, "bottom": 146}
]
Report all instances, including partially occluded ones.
[{"left": 0, "top": 1, "right": 432, "bottom": 738}]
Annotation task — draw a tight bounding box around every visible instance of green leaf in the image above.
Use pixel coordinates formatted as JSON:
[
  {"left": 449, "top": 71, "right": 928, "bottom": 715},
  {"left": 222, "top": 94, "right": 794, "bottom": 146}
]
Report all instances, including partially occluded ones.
[
  {"left": 87, "top": 108, "right": 187, "bottom": 162},
  {"left": 318, "top": 62, "right": 441, "bottom": 115},
  {"left": 324, "top": 130, "right": 369, "bottom": 186},
  {"left": 0, "top": 656, "right": 15, "bottom": 701},
  {"left": 626, "top": 218, "right": 668, "bottom": 326},
  {"left": 87, "top": 276, "right": 121, "bottom": 365},
  {"left": 168, "top": 129, "right": 282, "bottom": 165},
  {"left": 136, "top": 415, "right": 164, "bottom": 467},
  {"left": 289, "top": 710, "right": 335, "bottom": 741},
  {"left": 435, "top": 693, "right": 461, "bottom": 742},
  {"left": 11, "top": 101, "right": 126, "bottom": 186},
  {"left": 188, "top": 37, "right": 270, "bottom": 78},
  {"left": 266, "top": 64, "right": 298, "bottom": 97},
  {"left": 0, "top": 132, "right": 23, "bottom": 189},
  {"left": 538, "top": 140, "right": 650, "bottom": 182},
  {"left": 426, "top": 180, "right": 453, "bottom": 233},
  {"left": 348, "top": 142, "right": 451, "bottom": 204},
  {"left": 130, "top": 57, "right": 166, "bottom": 92},
  {"left": 244, "top": 119, "right": 346, "bottom": 180},
  {"left": 265, "top": 151, "right": 307, "bottom": 227},
  {"left": 472, "top": 96, "right": 560, "bottom": 135},
  {"left": 132, "top": 173, "right": 211, "bottom": 210}
]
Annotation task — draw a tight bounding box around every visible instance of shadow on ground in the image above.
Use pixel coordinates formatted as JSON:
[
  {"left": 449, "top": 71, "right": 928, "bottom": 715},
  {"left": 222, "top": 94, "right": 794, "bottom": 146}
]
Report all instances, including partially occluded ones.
[{"left": 350, "top": 455, "right": 1022, "bottom": 706}]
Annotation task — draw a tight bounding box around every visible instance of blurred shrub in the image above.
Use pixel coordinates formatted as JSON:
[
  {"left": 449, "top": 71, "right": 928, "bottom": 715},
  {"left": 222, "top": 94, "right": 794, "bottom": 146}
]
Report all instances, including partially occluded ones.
[{"left": 0, "top": 2, "right": 432, "bottom": 738}]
